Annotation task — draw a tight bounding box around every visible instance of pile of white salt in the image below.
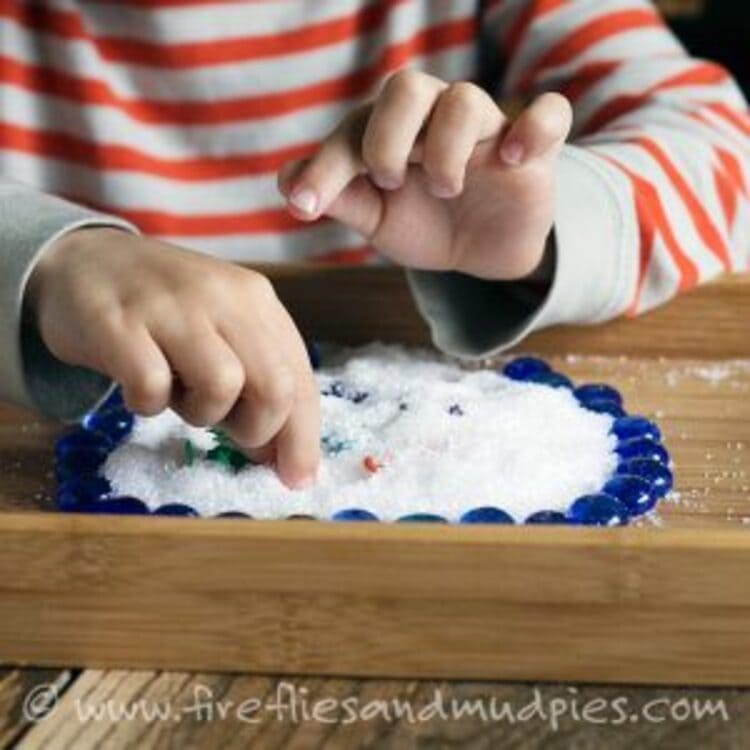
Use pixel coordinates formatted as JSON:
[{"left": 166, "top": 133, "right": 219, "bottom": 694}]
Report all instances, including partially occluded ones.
[{"left": 103, "top": 344, "right": 618, "bottom": 522}]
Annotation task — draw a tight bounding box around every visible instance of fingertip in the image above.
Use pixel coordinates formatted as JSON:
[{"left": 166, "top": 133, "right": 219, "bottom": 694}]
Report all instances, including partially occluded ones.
[{"left": 287, "top": 186, "right": 320, "bottom": 220}]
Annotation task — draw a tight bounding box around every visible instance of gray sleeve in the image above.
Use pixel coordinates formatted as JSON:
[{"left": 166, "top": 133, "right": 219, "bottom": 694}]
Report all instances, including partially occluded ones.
[
  {"left": 0, "top": 180, "right": 138, "bottom": 421},
  {"left": 406, "top": 144, "right": 638, "bottom": 359}
]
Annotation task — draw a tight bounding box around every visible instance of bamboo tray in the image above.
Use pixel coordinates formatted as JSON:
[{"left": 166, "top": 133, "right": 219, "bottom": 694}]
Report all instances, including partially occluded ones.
[{"left": 1, "top": 265, "right": 749, "bottom": 686}]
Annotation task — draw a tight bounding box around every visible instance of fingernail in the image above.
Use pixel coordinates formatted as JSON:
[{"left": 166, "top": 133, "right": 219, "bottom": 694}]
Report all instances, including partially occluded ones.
[
  {"left": 501, "top": 141, "right": 524, "bottom": 166},
  {"left": 289, "top": 187, "right": 318, "bottom": 216},
  {"left": 431, "top": 182, "right": 460, "bottom": 199},
  {"left": 374, "top": 174, "right": 402, "bottom": 190}
]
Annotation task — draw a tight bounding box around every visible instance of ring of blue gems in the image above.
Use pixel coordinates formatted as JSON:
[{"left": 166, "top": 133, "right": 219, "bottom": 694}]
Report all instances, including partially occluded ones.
[{"left": 53, "top": 345, "right": 672, "bottom": 526}]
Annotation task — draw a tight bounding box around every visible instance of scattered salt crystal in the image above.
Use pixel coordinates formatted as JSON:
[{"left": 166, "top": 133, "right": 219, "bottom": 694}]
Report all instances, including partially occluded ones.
[{"left": 104, "top": 344, "right": 618, "bottom": 522}]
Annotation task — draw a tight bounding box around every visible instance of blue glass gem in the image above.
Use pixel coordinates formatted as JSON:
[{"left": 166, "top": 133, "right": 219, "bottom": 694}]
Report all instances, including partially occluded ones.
[
  {"left": 616, "top": 459, "right": 673, "bottom": 498},
  {"left": 332, "top": 508, "right": 379, "bottom": 522},
  {"left": 55, "top": 430, "right": 112, "bottom": 458},
  {"left": 528, "top": 371, "right": 574, "bottom": 390},
  {"left": 215, "top": 511, "right": 252, "bottom": 518},
  {"left": 583, "top": 400, "right": 626, "bottom": 419},
  {"left": 154, "top": 503, "right": 200, "bottom": 517},
  {"left": 602, "top": 475, "right": 656, "bottom": 516},
  {"left": 525, "top": 510, "right": 568, "bottom": 525},
  {"left": 99, "top": 387, "right": 124, "bottom": 411},
  {"left": 502, "top": 357, "right": 550, "bottom": 381},
  {"left": 82, "top": 408, "right": 134, "bottom": 444},
  {"left": 56, "top": 475, "right": 112, "bottom": 511},
  {"left": 612, "top": 416, "right": 662, "bottom": 443},
  {"left": 616, "top": 438, "right": 669, "bottom": 465},
  {"left": 55, "top": 439, "right": 111, "bottom": 479},
  {"left": 459, "top": 506, "right": 514, "bottom": 524},
  {"left": 306, "top": 341, "right": 322, "bottom": 370},
  {"left": 397, "top": 513, "right": 447, "bottom": 523},
  {"left": 448, "top": 404, "right": 464, "bottom": 416},
  {"left": 567, "top": 493, "right": 629, "bottom": 526},
  {"left": 574, "top": 384, "right": 623, "bottom": 407},
  {"left": 76, "top": 496, "right": 149, "bottom": 515}
]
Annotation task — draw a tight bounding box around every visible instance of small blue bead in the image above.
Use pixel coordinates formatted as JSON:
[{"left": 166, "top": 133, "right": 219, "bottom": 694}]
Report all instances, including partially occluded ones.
[
  {"left": 603, "top": 475, "right": 656, "bottom": 515},
  {"left": 326, "top": 380, "right": 347, "bottom": 397},
  {"left": 528, "top": 371, "right": 574, "bottom": 390},
  {"left": 82, "top": 408, "right": 134, "bottom": 444},
  {"left": 398, "top": 513, "right": 447, "bottom": 523},
  {"left": 574, "top": 383, "right": 624, "bottom": 407},
  {"left": 584, "top": 400, "right": 626, "bottom": 418},
  {"left": 56, "top": 475, "right": 112, "bottom": 510},
  {"left": 332, "top": 508, "right": 379, "bottom": 522},
  {"left": 322, "top": 381, "right": 368, "bottom": 403},
  {"left": 306, "top": 341, "right": 322, "bottom": 370},
  {"left": 567, "top": 493, "right": 629, "bottom": 526},
  {"left": 154, "top": 503, "right": 200, "bottom": 517},
  {"left": 502, "top": 357, "right": 550, "bottom": 381},
  {"left": 76, "top": 496, "right": 149, "bottom": 515},
  {"left": 525, "top": 510, "right": 568, "bottom": 525},
  {"left": 616, "top": 459, "right": 673, "bottom": 498},
  {"left": 616, "top": 438, "right": 669, "bottom": 465},
  {"left": 612, "top": 416, "right": 662, "bottom": 442},
  {"left": 459, "top": 506, "right": 514, "bottom": 524},
  {"left": 215, "top": 511, "right": 252, "bottom": 519},
  {"left": 448, "top": 404, "right": 464, "bottom": 416}
]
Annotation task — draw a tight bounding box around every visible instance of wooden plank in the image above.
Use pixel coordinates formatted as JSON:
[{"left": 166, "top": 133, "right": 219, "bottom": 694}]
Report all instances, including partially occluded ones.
[
  {"left": 257, "top": 266, "right": 750, "bottom": 360},
  {"left": 15, "top": 669, "right": 750, "bottom": 749},
  {"left": 1, "top": 515, "right": 750, "bottom": 684},
  {"left": 0, "top": 668, "right": 77, "bottom": 748}
]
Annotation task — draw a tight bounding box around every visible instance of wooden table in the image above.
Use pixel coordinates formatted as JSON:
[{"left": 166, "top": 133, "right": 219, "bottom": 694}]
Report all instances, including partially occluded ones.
[{"left": 2, "top": 268, "right": 750, "bottom": 748}]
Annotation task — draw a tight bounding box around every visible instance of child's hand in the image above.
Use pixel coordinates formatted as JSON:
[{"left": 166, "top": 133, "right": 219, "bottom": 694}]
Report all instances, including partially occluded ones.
[
  {"left": 279, "top": 72, "right": 572, "bottom": 280},
  {"left": 26, "top": 229, "right": 320, "bottom": 488}
]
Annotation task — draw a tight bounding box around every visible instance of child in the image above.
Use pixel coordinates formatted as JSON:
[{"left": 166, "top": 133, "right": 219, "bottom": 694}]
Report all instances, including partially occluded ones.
[{"left": 1, "top": 0, "right": 748, "bottom": 488}]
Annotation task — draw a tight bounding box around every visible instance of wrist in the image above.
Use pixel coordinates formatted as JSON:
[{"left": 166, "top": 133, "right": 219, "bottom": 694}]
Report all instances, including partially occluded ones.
[{"left": 26, "top": 226, "right": 124, "bottom": 311}]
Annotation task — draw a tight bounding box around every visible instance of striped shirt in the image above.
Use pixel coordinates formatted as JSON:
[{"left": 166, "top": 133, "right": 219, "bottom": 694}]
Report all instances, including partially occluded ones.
[{"left": 1, "top": 0, "right": 749, "bottom": 418}]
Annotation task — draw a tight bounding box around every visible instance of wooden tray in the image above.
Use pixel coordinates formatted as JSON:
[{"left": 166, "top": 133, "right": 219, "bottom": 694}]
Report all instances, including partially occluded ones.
[{"left": 1, "top": 265, "right": 749, "bottom": 686}]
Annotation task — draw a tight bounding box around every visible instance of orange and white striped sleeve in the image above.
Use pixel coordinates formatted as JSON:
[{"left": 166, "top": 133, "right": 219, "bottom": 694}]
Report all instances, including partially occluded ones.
[
  {"left": 412, "top": 0, "right": 749, "bottom": 358},
  {"left": 494, "top": 0, "right": 749, "bottom": 324}
]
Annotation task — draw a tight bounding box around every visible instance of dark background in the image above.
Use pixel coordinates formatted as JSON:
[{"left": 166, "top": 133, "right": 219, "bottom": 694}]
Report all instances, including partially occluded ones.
[{"left": 662, "top": 0, "right": 750, "bottom": 94}]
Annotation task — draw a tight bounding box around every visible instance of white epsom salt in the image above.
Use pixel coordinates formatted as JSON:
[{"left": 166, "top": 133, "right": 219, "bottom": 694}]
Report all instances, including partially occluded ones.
[{"left": 103, "top": 344, "right": 618, "bottom": 522}]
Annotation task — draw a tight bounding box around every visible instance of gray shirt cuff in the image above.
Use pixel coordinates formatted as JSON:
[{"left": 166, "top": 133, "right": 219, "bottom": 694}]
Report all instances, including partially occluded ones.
[
  {"left": 406, "top": 145, "right": 637, "bottom": 359},
  {"left": 0, "top": 181, "right": 137, "bottom": 420}
]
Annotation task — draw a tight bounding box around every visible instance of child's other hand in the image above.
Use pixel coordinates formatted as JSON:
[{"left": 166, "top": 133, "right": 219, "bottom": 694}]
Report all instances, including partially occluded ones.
[
  {"left": 26, "top": 229, "right": 320, "bottom": 488},
  {"left": 279, "top": 72, "right": 572, "bottom": 280}
]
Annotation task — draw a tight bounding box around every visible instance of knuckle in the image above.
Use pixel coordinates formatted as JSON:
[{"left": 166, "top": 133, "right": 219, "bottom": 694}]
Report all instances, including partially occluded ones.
[
  {"left": 443, "top": 81, "right": 483, "bottom": 111},
  {"left": 126, "top": 367, "right": 171, "bottom": 414},
  {"left": 539, "top": 91, "right": 573, "bottom": 115},
  {"left": 198, "top": 363, "right": 244, "bottom": 405},
  {"left": 385, "top": 69, "right": 425, "bottom": 97},
  {"left": 239, "top": 271, "right": 277, "bottom": 305}
]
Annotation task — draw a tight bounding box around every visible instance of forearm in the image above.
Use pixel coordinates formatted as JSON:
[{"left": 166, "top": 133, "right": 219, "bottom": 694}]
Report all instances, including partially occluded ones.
[{"left": 0, "top": 180, "right": 136, "bottom": 418}]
